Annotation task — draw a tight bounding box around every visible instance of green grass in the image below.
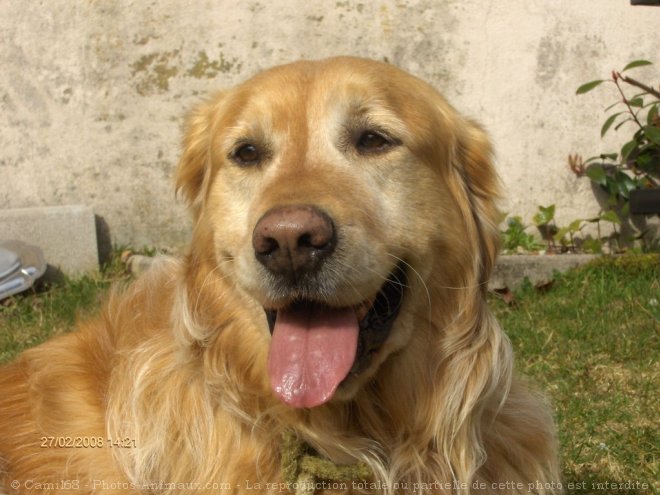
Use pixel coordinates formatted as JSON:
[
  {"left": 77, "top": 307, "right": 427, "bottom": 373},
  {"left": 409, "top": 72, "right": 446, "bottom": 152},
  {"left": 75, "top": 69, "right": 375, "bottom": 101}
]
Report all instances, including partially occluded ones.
[
  {"left": 490, "top": 254, "right": 659, "bottom": 494},
  {"left": 0, "top": 254, "right": 131, "bottom": 363},
  {"left": 0, "top": 252, "right": 658, "bottom": 493}
]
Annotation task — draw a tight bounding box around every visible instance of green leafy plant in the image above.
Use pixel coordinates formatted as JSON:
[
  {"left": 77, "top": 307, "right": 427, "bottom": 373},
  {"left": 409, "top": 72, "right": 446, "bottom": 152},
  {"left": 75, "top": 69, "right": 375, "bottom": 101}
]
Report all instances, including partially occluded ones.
[
  {"left": 532, "top": 204, "right": 585, "bottom": 253},
  {"left": 576, "top": 210, "right": 623, "bottom": 253},
  {"left": 586, "top": 210, "right": 623, "bottom": 252},
  {"left": 526, "top": 205, "right": 623, "bottom": 254},
  {"left": 501, "top": 216, "right": 543, "bottom": 253},
  {"left": 532, "top": 204, "right": 558, "bottom": 251},
  {"left": 572, "top": 60, "right": 660, "bottom": 213},
  {"left": 554, "top": 219, "right": 585, "bottom": 252}
]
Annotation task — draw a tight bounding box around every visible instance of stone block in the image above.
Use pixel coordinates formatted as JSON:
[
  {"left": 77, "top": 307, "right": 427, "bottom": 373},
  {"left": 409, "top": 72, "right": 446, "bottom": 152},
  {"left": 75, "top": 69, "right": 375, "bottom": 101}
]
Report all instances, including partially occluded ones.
[{"left": 0, "top": 205, "right": 99, "bottom": 277}]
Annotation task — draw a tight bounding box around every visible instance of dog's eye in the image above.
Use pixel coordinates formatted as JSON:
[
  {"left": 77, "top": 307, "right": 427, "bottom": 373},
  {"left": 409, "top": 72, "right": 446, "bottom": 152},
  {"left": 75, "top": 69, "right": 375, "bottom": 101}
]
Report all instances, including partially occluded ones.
[
  {"left": 232, "top": 143, "right": 261, "bottom": 165},
  {"left": 356, "top": 131, "right": 392, "bottom": 154}
]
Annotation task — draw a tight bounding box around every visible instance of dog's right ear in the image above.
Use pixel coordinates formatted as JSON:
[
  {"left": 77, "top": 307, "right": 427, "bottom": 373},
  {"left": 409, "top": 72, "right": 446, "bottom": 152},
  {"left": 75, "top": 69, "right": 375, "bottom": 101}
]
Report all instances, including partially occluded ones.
[{"left": 175, "top": 95, "right": 223, "bottom": 216}]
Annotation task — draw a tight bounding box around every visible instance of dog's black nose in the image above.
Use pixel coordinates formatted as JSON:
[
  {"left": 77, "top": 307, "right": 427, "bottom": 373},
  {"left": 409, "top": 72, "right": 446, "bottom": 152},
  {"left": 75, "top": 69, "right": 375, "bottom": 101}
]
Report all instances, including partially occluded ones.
[{"left": 252, "top": 205, "right": 336, "bottom": 280}]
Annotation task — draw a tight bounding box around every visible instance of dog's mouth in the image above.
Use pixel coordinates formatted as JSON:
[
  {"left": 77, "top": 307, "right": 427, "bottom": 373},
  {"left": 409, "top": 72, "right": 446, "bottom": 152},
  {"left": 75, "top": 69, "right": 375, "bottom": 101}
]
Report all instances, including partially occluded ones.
[{"left": 264, "top": 262, "right": 407, "bottom": 408}]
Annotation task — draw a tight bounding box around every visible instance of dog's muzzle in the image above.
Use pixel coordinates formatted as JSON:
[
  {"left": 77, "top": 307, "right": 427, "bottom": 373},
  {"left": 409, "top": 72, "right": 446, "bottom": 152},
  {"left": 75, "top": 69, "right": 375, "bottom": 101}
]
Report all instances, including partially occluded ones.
[{"left": 253, "top": 204, "right": 407, "bottom": 408}]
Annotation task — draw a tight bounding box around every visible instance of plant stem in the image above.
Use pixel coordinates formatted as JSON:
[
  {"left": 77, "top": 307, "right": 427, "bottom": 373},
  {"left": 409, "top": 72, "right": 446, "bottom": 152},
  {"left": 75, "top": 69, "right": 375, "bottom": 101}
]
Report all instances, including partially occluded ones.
[
  {"left": 551, "top": 221, "right": 557, "bottom": 251},
  {"left": 612, "top": 222, "right": 620, "bottom": 253},
  {"left": 613, "top": 72, "right": 644, "bottom": 130},
  {"left": 619, "top": 73, "right": 660, "bottom": 100}
]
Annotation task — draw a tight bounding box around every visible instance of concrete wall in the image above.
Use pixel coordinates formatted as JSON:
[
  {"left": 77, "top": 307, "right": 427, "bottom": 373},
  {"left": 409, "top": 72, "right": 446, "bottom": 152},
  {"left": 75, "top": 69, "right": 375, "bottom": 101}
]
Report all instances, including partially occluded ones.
[{"left": 1, "top": 0, "right": 658, "bottom": 249}]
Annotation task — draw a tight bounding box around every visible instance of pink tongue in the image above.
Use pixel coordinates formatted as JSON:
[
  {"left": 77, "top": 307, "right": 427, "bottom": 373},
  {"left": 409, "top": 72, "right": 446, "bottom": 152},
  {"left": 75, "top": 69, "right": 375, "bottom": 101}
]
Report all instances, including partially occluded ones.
[{"left": 267, "top": 304, "right": 359, "bottom": 408}]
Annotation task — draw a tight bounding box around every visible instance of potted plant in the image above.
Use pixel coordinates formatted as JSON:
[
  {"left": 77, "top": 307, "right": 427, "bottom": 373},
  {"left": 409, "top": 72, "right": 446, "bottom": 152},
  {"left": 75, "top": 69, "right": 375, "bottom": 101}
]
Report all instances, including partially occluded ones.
[{"left": 571, "top": 60, "right": 659, "bottom": 217}]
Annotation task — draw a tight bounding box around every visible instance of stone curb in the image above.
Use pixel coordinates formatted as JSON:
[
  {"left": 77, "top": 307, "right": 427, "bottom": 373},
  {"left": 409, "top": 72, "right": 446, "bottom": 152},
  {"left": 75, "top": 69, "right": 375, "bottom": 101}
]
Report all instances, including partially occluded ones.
[
  {"left": 490, "top": 254, "right": 598, "bottom": 290},
  {"left": 127, "top": 254, "right": 600, "bottom": 290}
]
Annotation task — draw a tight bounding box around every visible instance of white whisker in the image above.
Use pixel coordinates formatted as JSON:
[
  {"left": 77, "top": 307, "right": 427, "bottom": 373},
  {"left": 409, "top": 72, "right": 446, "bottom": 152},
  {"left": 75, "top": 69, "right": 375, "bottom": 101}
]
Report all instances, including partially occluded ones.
[{"left": 385, "top": 253, "right": 432, "bottom": 329}]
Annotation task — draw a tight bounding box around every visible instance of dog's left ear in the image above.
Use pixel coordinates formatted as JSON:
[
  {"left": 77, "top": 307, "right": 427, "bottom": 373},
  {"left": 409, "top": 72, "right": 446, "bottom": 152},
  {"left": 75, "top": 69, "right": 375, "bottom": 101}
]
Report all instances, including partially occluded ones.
[
  {"left": 453, "top": 119, "right": 501, "bottom": 285},
  {"left": 175, "top": 95, "right": 223, "bottom": 217}
]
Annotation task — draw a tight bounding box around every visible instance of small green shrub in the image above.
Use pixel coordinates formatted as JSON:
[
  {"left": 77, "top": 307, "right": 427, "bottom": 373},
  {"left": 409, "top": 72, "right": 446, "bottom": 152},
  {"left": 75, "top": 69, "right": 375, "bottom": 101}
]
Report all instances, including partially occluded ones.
[{"left": 501, "top": 216, "right": 544, "bottom": 253}]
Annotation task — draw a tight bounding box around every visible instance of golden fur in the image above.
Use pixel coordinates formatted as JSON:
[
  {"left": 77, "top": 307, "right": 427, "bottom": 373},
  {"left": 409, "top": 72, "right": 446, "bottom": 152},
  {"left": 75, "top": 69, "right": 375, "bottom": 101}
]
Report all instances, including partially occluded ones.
[{"left": 0, "top": 57, "right": 562, "bottom": 494}]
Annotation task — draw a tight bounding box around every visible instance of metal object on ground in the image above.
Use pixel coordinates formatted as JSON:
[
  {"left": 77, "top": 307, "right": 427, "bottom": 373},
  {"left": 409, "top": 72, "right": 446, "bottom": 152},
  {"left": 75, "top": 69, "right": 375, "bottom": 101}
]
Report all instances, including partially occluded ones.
[{"left": 0, "top": 240, "right": 47, "bottom": 300}]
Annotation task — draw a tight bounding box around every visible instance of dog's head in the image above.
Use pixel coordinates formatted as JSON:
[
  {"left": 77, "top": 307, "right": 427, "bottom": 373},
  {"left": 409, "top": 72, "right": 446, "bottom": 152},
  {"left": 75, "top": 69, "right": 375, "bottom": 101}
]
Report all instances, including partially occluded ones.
[{"left": 176, "top": 57, "right": 499, "bottom": 409}]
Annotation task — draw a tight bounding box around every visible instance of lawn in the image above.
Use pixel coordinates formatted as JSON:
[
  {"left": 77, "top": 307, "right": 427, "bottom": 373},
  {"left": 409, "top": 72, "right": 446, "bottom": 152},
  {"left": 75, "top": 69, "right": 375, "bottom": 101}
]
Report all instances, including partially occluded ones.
[
  {"left": 0, "top": 253, "right": 658, "bottom": 494},
  {"left": 490, "top": 254, "right": 659, "bottom": 494},
  {"left": 0, "top": 254, "right": 132, "bottom": 362}
]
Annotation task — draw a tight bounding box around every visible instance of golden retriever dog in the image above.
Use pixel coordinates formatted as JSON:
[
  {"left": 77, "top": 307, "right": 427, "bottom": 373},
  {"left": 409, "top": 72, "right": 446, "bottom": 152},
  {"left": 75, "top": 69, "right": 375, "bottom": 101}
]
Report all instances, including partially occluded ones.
[{"left": 0, "top": 57, "right": 562, "bottom": 494}]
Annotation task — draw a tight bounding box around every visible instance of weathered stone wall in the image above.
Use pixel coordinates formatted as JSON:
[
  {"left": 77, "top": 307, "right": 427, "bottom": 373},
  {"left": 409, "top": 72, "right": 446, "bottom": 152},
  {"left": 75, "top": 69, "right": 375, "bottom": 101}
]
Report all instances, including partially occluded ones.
[{"left": 1, "top": 1, "right": 658, "bottom": 248}]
